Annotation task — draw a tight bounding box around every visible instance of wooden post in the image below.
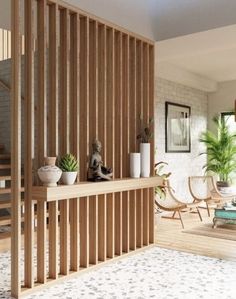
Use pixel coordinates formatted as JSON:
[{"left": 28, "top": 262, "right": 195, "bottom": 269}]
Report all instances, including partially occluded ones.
[
  {"left": 11, "top": 0, "right": 21, "bottom": 296},
  {"left": 24, "top": 0, "right": 34, "bottom": 288}
]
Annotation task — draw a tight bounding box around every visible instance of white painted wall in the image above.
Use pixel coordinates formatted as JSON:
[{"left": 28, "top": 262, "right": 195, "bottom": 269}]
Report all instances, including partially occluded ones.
[
  {"left": 155, "top": 77, "right": 208, "bottom": 202},
  {"left": 208, "top": 80, "right": 236, "bottom": 131}
]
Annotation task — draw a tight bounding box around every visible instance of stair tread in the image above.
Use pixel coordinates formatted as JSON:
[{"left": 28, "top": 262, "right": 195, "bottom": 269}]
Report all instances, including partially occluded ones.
[
  {"left": 0, "top": 199, "right": 23, "bottom": 209},
  {"left": 0, "top": 175, "right": 24, "bottom": 181},
  {"left": 0, "top": 187, "right": 24, "bottom": 194},
  {"left": 0, "top": 164, "right": 11, "bottom": 169},
  {"left": 0, "top": 154, "right": 10, "bottom": 159}
]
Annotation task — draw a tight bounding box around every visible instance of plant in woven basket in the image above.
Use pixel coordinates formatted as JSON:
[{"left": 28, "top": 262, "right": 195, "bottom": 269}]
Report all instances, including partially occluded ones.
[{"left": 59, "top": 154, "right": 78, "bottom": 185}]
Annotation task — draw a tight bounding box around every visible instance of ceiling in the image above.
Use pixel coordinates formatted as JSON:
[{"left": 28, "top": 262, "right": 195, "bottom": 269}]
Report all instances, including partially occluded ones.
[
  {"left": 66, "top": 0, "right": 236, "bottom": 41},
  {"left": 156, "top": 24, "right": 236, "bottom": 90}
]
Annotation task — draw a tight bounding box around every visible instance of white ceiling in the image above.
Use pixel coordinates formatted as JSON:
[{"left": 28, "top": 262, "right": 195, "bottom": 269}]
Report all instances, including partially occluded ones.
[
  {"left": 156, "top": 24, "right": 236, "bottom": 89},
  {"left": 66, "top": 0, "right": 236, "bottom": 41},
  {"left": 1, "top": 0, "right": 236, "bottom": 41}
]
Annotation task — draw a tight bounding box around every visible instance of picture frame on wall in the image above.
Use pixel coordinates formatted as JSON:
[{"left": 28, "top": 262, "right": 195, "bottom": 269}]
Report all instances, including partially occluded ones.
[{"left": 165, "top": 101, "right": 191, "bottom": 153}]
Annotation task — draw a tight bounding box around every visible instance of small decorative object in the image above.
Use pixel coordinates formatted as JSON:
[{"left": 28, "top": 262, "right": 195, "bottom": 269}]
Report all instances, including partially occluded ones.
[
  {"left": 59, "top": 154, "right": 78, "bottom": 185},
  {"left": 165, "top": 102, "right": 191, "bottom": 153},
  {"left": 137, "top": 117, "right": 153, "bottom": 178},
  {"left": 88, "top": 139, "right": 113, "bottom": 181},
  {"left": 38, "top": 157, "right": 62, "bottom": 187},
  {"left": 130, "top": 153, "right": 141, "bottom": 178}
]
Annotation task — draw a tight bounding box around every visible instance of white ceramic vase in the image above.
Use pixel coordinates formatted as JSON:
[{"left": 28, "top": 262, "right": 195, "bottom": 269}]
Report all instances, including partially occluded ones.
[
  {"left": 38, "top": 157, "right": 62, "bottom": 187},
  {"left": 61, "top": 171, "right": 78, "bottom": 185},
  {"left": 140, "top": 143, "right": 150, "bottom": 177},
  {"left": 130, "top": 153, "right": 141, "bottom": 178}
]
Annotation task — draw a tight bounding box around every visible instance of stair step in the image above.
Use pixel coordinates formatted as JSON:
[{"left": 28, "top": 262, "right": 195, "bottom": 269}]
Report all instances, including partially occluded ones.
[
  {"left": 0, "top": 164, "right": 11, "bottom": 170},
  {"left": 0, "top": 154, "right": 11, "bottom": 160},
  {"left": 0, "top": 154, "right": 10, "bottom": 160},
  {"left": 0, "top": 175, "right": 24, "bottom": 181},
  {"left": 0, "top": 215, "right": 24, "bottom": 226},
  {"left": 0, "top": 187, "right": 24, "bottom": 194},
  {"left": 0, "top": 199, "right": 23, "bottom": 209}
]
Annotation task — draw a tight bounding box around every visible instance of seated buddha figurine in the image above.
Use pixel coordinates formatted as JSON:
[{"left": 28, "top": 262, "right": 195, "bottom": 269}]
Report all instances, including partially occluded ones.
[{"left": 88, "top": 139, "right": 113, "bottom": 181}]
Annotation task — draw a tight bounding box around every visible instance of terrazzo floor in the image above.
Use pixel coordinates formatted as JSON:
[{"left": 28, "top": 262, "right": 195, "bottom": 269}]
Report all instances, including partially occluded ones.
[{"left": 1, "top": 246, "right": 236, "bottom": 299}]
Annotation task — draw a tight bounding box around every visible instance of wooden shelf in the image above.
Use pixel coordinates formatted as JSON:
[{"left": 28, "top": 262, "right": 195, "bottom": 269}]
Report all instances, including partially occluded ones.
[{"left": 32, "top": 177, "right": 162, "bottom": 202}]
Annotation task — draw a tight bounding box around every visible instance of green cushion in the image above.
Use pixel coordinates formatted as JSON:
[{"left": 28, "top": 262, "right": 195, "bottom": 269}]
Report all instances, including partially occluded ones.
[{"left": 215, "top": 209, "right": 236, "bottom": 220}]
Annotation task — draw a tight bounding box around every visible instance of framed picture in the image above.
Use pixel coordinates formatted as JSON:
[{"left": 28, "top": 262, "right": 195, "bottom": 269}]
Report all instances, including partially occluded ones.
[{"left": 165, "top": 102, "right": 191, "bottom": 153}]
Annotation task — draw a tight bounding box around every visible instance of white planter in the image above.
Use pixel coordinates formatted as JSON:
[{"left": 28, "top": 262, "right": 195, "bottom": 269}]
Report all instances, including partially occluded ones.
[
  {"left": 140, "top": 143, "right": 150, "bottom": 177},
  {"left": 61, "top": 172, "right": 78, "bottom": 185},
  {"left": 130, "top": 153, "right": 141, "bottom": 178}
]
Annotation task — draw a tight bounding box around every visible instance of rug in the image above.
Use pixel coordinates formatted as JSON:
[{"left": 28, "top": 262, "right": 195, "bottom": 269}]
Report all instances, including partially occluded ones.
[
  {"left": 183, "top": 223, "right": 236, "bottom": 241},
  {"left": 1, "top": 246, "right": 236, "bottom": 299}
]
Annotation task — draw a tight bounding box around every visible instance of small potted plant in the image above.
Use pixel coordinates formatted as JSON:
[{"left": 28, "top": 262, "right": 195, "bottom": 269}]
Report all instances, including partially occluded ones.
[
  {"left": 59, "top": 154, "right": 79, "bottom": 185},
  {"left": 137, "top": 117, "right": 154, "bottom": 177}
]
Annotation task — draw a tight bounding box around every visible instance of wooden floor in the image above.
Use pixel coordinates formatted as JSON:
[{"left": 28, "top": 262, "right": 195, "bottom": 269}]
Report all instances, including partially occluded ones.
[
  {"left": 155, "top": 208, "right": 236, "bottom": 261},
  {"left": 1, "top": 208, "right": 236, "bottom": 262}
]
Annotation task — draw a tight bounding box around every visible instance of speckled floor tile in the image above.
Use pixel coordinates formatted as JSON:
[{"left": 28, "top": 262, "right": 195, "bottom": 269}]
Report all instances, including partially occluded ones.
[{"left": 1, "top": 246, "right": 236, "bottom": 299}]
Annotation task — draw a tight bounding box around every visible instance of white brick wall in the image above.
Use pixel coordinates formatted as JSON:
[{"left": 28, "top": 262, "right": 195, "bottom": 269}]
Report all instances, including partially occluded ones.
[{"left": 155, "top": 77, "right": 208, "bottom": 202}]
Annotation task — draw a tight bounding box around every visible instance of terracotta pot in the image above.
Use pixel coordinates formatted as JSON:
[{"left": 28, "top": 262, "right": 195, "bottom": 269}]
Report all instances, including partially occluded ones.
[{"left": 44, "top": 156, "right": 57, "bottom": 166}]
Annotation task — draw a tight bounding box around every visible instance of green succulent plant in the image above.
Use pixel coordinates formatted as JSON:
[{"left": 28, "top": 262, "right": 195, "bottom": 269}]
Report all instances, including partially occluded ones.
[
  {"left": 59, "top": 154, "right": 78, "bottom": 172},
  {"left": 199, "top": 116, "right": 236, "bottom": 182}
]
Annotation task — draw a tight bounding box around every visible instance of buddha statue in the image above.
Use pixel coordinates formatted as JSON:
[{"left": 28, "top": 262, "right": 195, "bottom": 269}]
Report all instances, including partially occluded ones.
[{"left": 88, "top": 139, "right": 113, "bottom": 181}]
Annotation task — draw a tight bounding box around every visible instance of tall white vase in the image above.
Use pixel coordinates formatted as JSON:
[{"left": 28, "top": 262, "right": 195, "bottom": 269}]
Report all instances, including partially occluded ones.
[
  {"left": 140, "top": 143, "right": 150, "bottom": 177},
  {"left": 130, "top": 153, "right": 141, "bottom": 178}
]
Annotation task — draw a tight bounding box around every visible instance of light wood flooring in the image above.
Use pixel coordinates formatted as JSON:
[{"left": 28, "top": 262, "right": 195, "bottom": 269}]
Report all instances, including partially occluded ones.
[
  {"left": 155, "top": 208, "right": 236, "bottom": 261},
  {"left": 0, "top": 208, "right": 236, "bottom": 262}
]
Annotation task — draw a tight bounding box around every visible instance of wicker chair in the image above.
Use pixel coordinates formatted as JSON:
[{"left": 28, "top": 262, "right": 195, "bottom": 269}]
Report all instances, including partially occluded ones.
[
  {"left": 155, "top": 179, "right": 202, "bottom": 229},
  {"left": 188, "top": 176, "right": 235, "bottom": 217}
]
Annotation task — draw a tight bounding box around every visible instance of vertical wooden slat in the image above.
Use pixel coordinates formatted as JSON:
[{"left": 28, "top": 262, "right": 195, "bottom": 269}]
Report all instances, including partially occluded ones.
[
  {"left": 114, "top": 31, "right": 122, "bottom": 256},
  {"left": 149, "top": 45, "right": 155, "bottom": 244},
  {"left": 122, "top": 34, "right": 130, "bottom": 253},
  {"left": 59, "top": 8, "right": 70, "bottom": 275},
  {"left": 48, "top": 2, "right": 59, "bottom": 279},
  {"left": 79, "top": 16, "right": 89, "bottom": 268},
  {"left": 89, "top": 20, "right": 98, "bottom": 265},
  {"left": 106, "top": 27, "right": 115, "bottom": 258},
  {"left": 129, "top": 37, "right": 137, "bottom": 250},
  {"left": 70, "top": 12, "right": 80, "bottom": 272},
  {"left": 136, "top": 40, "right": 143, "bottom": 248},
  {"left": 98, "top": 24, "right": 107, "bottom": 261},
  {"left": 11, "top": 0, "right": 21, "bottom": 296},
  {"left": 37, "top": 0, "right": 47, "bottom": 283},
  {"left": 143, "top": 43, "right": 149, "bottom": 246},
  {"left": 24, "top": 0, "right": 34, "bottom": 288}
]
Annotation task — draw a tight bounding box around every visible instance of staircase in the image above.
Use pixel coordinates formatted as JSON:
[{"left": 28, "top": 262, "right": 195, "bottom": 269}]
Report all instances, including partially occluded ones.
[{"left": 0, "top": 144, "right": 24, "bottom": 234}]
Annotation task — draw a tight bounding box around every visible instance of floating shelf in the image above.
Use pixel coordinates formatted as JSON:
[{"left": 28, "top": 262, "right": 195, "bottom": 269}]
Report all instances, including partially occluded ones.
[{"left": 32, "top": 176, "right": 162, "bottom": 202}]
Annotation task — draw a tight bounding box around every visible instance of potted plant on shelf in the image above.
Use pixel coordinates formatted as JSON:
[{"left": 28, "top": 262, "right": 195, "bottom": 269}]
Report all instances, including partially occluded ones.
[
  {"left": 137, "top": 117, "right": 154, "bottom": 177},
  {"left": 59, "top": 154, "right": 79, "bottom": 185},
  {"left": 199, "top": 116, "right": 236, "bottom": 188}
]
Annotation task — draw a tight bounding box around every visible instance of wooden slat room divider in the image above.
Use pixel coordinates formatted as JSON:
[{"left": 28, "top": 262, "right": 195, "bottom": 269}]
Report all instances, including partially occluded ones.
[{"left": 11, "top": 0, "right": 157, "bottom": 297}]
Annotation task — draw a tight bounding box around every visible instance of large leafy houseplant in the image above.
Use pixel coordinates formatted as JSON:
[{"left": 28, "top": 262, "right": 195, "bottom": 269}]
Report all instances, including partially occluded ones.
[{"left": 199, "top": 116, "right": 236, "bottom": 184}]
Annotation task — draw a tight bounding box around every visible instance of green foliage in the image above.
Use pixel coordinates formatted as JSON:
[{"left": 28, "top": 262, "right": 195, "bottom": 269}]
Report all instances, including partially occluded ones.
[
  {"left": 199, "top": 116, "right": 236, "bottom": 182},
  {"left": 154, "top": 162, "right": 172, "bottom": 199},
  {"left": 59, "top": 154, "right": 78, "bottom": 172},
  {"left": 137, "top": 117, "right": 154, "bottom": 143}
]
